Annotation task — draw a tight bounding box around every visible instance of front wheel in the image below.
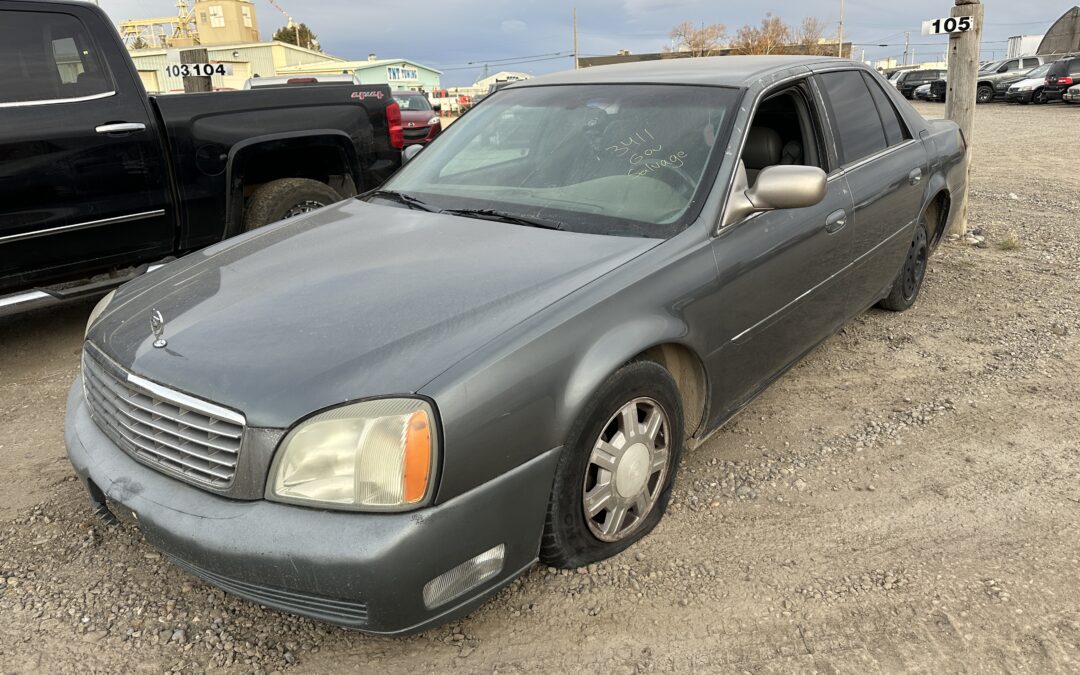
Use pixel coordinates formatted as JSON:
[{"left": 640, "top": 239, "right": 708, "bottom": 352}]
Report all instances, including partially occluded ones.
[
  {"left": 540, "top": 361, "right": 684, "bottom": 568},
  {"left": 976, "top": 85, "right": 994, "bottom": 104},
  {"left": 242, "top": 178, "right": 344, "bottom": 232},
  {"left": 1033, "top": 89, "right": 1047, "bottom": 104},
  {"left": 879, "top": 218, "right": 929, "bottom": 312}
]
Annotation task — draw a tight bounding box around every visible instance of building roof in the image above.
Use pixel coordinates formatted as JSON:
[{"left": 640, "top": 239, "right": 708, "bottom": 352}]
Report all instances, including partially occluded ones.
[
  {"left": 526, "top": 55, "right": 847, "bottom": 87},
  {"left": 128, "top": 40, "right": 339, "bottom": 60},
  {"left": 278, "top": 58, "right": 442, "bottom": 75}
]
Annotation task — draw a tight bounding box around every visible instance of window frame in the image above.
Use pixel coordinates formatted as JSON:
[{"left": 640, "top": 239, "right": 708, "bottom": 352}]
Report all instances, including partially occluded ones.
[
  {"left": 861, "top": 71, "right": 911, "bottom": 147},
  {"left": 0, "top": 8, "right": 116, "bottom": 108}
]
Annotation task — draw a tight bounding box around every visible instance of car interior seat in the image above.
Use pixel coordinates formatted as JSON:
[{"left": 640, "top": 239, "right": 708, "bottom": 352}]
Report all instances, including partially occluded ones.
[{"left": 742, "top": 127, "right": 783, "bottom": 185}]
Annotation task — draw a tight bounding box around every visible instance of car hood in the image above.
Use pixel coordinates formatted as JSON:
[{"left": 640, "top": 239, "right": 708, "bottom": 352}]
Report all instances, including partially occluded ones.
[
  {"left": 1008, "top": 77, "right": 1043, "bottom": 88},
  {"left": 92, "top": 199, "right": 658, "bottom": 427},
  {"left": 400, "top": 109, "right": 436, "bottom": 124}
]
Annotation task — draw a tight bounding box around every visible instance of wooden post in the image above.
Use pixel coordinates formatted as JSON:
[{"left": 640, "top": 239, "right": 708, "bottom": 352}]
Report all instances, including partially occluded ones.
[
  {"left": 180, "top": 47, "right": 212, "bottom": 93},
  {"left": 944, "top": 0, "right": 983, "bottom": 236}
]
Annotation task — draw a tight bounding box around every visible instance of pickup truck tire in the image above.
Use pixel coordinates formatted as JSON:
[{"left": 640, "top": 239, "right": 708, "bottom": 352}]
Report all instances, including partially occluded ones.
[
  {"left": 243, "top": 178, "right": 344, "bottom": 232},
  {"left": 540, "top": 361, "right": 684, "bottom": 569},
  {"left": 976, "top": 85, "right": 994, "bottom": 104},
  {"left": 879, "top": 218, "right": 929, "bottom": 312}
]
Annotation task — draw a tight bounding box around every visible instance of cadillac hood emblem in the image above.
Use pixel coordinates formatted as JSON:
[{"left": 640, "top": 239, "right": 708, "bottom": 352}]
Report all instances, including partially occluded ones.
[{"left": 150, "top": 309, "right": 167, "bottom": 348}]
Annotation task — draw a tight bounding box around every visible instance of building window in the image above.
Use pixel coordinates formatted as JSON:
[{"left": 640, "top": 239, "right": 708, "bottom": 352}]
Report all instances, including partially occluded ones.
[
  {"left": 208, "top": 6, "right": 225, "bottom": 28},
  {"left": 241, "top": 6, "right": 253, "bottom": 28}
]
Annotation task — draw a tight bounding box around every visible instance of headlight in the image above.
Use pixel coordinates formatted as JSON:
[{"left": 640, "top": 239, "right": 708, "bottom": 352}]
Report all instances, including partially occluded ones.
[
  {"left": 427, "top": 116, "right": 440, "bottom": 126},
  {"left": 267, "top": 398, "right": 438, "bottom": 511},
  {"left": 1019, "top": 85, "right": 1033, "bottom": 91},
  {"left": 85, "top": 290, "right": 116, "bottom": 337}
]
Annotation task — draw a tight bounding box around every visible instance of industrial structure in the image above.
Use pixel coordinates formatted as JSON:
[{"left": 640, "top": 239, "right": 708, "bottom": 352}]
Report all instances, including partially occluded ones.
[{"left": 119, "top": 0, "right": 261, "bottom": 49}]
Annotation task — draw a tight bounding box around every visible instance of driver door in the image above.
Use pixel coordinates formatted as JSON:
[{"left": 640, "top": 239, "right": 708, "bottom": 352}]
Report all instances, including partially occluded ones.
[{"left": 703, "top": 78, "right": 856, "bottom": 426}]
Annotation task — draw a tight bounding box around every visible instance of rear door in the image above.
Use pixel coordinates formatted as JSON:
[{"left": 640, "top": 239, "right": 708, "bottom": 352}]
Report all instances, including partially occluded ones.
[
  {"left": 816, "top": 69, "right": 928, "bottom": 312},
  {"left": 0, "top": 3, "right": 172, "bottom": 290}
]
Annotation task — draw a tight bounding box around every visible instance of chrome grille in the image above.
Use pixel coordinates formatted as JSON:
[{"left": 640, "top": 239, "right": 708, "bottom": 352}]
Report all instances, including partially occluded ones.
[{"left": 81, "top": 343, "right": 245, "bottom": 488}]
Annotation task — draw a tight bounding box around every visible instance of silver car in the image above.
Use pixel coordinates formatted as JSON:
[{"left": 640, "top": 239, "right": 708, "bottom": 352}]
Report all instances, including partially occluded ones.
[{"left": 68, "top": 56, "right": 968, "bottom": 634}]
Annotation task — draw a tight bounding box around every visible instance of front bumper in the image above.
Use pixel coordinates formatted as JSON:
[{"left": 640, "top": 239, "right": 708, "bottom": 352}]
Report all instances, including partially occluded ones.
[
  {"left": 1063, "top": 91, "right": 1080, "bottom": 103},
  {"left": 64, "top": 379, "right": 560, "bottom": 635},
  {"left": 1005, "top": 90, "right": 1035, "bottom": 103}
]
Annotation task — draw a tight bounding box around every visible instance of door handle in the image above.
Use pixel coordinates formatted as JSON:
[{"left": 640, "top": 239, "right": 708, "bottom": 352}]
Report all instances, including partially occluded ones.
[
  {"left": 908, "top": 168, "right": 923, "bottom": 185},
  {"left": 95, "top": 122, "right": 147, "bottom": 135},
  {"left": 825, "top": 209, "right": 848, "bottom": 234}
]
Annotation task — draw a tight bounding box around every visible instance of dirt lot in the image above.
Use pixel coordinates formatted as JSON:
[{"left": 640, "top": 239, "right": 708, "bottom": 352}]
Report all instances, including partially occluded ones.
[{"left": 1, "top": 101, "right": 1078, "bottom": 673}]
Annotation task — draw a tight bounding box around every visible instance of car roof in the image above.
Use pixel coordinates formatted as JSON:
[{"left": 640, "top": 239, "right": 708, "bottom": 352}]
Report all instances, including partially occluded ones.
[{"left": 518, "top": 55, "right": 855, "bottom": 88}]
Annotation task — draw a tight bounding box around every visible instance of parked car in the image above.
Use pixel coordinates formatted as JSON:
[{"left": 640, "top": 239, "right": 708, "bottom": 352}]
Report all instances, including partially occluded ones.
[
  {"left": 885, "top": 69, "right": 908, "bottom": 89},
  {"left": 0, "top": 0, "right": 403, "bottom": 317},
  {"left": 1044, "top": 55, "right": 1080, "bottom": 102},
  {"left": 243, "top": 74, "right": 362, "bottom": 88},
  {"left": 928, "top": 77, "right": 947, "bottom": 102},
  {"left": 979, "top": 55, "right": 1050, "bottom": 103},
  {"left": 914, "top": 83, "right": 934, "bottom": 101},
  {"left": 68, "top": 55, "right": 966, "bottom": 635},
  {"left": 392, "top": 91, "right": 442, "bottom": 146},
  {"left": 898, "top": 69, "right": 946, "bottom": 99},
  {"left": 1004, "top": 62, "right": 1054, "bottom": 104},
  {"left": 1064, "top": 84, "right": 1080, "bottom": 103}
]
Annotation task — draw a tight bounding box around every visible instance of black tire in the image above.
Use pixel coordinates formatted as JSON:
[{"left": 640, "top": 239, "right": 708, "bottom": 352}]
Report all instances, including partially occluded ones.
[
  {"left": 879, "top": 217, "right": 930, "bottom": 312},
  {"left": 540, "top": 361, "right": 685, "bottom": 569},
  {"left": 1033, "top": 89, "right": 1046, "bottom": 104},
  {"left": 976, "top": 85, "right": 994, "bottom": 104},
  {"left": 242, "top": 178, "right": 343, "bottom": 232}
]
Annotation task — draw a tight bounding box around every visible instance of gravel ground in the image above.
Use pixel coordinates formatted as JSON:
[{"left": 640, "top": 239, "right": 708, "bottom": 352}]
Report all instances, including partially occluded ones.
[{"left": 2, "top": 101, "right": 1079, "bottom": 673}]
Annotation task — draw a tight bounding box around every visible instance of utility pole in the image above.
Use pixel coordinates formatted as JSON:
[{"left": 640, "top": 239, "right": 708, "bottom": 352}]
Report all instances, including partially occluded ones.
[
  {"left": 837, "top": 0, "right": 845, "bottom": 57},
  {"left": 572, "top": 8, "right": 579, "bottom": 69},
  {"left": 945, "top": 0, "right": 984, "bottom": 236},
  {"left": 903, "top": 32, "right": 910, "bottom": 65},
  {"left": 179, "top": 47, "right": 211, "bottom": 93}
]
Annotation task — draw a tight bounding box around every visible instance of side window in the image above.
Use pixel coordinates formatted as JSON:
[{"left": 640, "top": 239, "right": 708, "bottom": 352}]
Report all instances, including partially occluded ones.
[
  {"left": 740, "top": 81, "right": 827, "bottom": 185},
  {"left": 818, "top": 71, "right": 887, "bottom": 165},
  {"left": 1000, "top": 60, "right": 1019, "bottom": 73},
  {"left": 0, "top": 10, "right": 111, "bottom": 104},
  {"left": 862, "top": 73, "right": 910, "bottom": 147},
  {"left": 1071, "top": 58, "right": 1080, "bottom": 76}
]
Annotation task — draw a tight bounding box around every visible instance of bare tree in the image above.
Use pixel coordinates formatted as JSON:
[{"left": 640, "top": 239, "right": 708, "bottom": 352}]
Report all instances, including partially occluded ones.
[
  {"left": 666, "top": 21, "right": 727, "bottom": 57},
  {"left": 731, "top": 14, "right": 791, "bottom": 55},
  {"left": 791, "top": 17, "right": 834, "bottom": 55}
]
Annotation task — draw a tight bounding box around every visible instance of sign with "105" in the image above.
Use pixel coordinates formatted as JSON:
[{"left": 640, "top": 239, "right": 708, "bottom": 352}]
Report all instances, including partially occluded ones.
[{"left": 922, "top": 16, "right": 974, "bottom": 35}]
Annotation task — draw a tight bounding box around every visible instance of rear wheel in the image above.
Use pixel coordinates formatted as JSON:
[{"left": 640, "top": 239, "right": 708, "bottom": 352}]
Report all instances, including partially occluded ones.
[
  {"left": 879, "top": 218, "right": 929, "bottom": 312},
  {"left": 242, "top": 178, "right": 344, "bottom": 232},
  {"left": 540, "top": 361, "right": 684, "bottom": 568},
  {"left": 976, "top": 85, "right": 994, "bottom": 104}
]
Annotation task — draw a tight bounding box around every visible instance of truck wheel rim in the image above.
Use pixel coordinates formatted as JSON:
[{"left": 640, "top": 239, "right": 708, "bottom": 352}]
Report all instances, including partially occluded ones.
[
  {"left": 284, "top": 200, "right": 326, "bottom": 219},
  {"left": 582, "top": 397, "right": 670, "bottom": 543},
  {"left": 903, "top": 228, "right": 928, "bottom": 302}
]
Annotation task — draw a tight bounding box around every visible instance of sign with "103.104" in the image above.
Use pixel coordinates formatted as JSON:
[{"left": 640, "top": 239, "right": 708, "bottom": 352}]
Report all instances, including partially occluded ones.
[
  {"left": 164, "top": 63, "right": 234, "bottom": 78},
  {"left": 921, "top": 16, "right": 974, "bottom": 35}
]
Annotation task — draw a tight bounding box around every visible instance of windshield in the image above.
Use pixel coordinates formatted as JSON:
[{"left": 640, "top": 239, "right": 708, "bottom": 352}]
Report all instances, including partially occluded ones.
[
  {"left": 979, "top": 59, "right": 1005, "bottom": 74},
  {"left": 394, "top": 93, "right": 433, "bottom": 110},
  {"left": 379, "top": 84, "right": 740, "bottom": 238},
  {"left": 1023, "top": 63, "right": 1052, "bottom": 78}
]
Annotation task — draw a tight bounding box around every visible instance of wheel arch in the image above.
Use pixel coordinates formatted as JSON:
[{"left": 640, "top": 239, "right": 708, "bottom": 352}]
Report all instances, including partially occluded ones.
[
  {"left": 923, "top": 188, "right": 951, "bottom": 249},
  {"left": 223, "top": 130, "right": 362, "bottom": 238}
]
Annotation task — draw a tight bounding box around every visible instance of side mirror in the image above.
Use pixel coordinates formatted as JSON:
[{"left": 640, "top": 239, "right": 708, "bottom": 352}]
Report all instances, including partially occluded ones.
[
  {"left": 746, "top": 165, "right": 827, "bottom": 211},
  {"left": 402, "top": 144, "right": 423, "bottom": 164},
  {"left": 722, "top": 164, "right": 827, "bottom": 227}
]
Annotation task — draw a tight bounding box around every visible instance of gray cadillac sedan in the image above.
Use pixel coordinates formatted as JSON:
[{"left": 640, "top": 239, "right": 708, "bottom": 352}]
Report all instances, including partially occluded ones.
[{"left": 66, "top": 56, "right": 967, "bottom": 634}]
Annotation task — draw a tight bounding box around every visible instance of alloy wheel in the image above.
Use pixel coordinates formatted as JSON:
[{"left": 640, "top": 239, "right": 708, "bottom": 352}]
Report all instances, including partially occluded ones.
[
  {"left": 582, "top": 397, "right": 671, "bottom": 542},
  {"left": 283, "top": 200, "right": 327, "bottom": 219}
]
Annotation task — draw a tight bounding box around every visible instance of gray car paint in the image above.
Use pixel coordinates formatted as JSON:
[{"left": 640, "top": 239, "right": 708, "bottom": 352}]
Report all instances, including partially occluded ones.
[{"left": 70, "top": 56, "right": 968, "bottom": 631}]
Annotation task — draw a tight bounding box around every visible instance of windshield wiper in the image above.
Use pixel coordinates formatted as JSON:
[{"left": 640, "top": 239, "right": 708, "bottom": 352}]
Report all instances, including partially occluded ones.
[
  {"left": 441, "top": 208, "right": 564, "bottom": 231},
  {"left": 366, "top": 189, "right": 436, "bottom": 212}
]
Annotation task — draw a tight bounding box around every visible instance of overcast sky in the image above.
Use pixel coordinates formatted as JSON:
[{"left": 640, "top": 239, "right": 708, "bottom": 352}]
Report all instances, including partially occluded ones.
[{"left": 97, "top": 0, "right": 1072, "bottom": 85}]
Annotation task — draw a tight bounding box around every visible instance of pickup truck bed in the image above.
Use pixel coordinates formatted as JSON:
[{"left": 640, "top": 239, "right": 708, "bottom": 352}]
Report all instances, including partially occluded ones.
[{"left": 0, "top": 0, "right": 402, "bottom": 315}]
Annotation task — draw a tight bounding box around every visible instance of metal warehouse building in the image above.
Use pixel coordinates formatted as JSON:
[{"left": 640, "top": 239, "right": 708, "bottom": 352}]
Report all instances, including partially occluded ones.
[{"left": 275, "top": 54, "right": 442, "bottom": 92}]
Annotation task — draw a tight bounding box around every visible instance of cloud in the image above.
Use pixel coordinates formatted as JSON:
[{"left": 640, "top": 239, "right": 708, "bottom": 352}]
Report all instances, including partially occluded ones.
[{"left": 500, "top": 19, "right": 527, "bottom": 34}]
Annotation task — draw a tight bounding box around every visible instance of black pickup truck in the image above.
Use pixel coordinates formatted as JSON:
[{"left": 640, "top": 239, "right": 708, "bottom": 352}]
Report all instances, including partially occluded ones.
[{"left": 1, "top": 0, "right": 403, "bottom": 316}]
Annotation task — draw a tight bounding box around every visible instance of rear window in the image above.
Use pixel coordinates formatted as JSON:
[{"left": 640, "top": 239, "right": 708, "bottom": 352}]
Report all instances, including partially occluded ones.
[{"left": 0, "top": 10, "right": 112, "bottom": 104}]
